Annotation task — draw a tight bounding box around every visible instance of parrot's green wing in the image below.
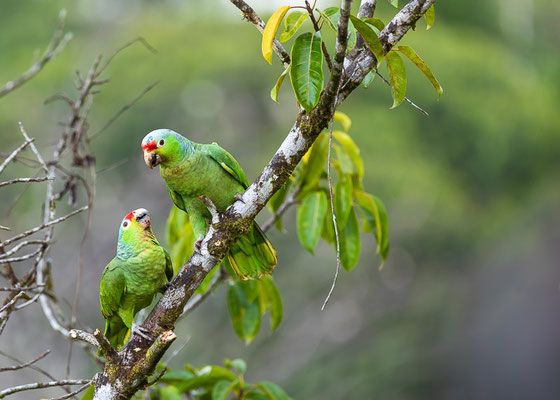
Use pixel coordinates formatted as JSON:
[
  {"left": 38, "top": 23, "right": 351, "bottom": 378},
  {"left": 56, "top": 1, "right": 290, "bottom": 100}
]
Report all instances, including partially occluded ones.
[
  {"left": 204, "top": 142, "right": 249, "bottom": 188},
  {"left": 163, "top": 247, "right": 174, "bottom": 281},
  {"left": 99, "top": 258, "right": 126, "bottom": 319}
]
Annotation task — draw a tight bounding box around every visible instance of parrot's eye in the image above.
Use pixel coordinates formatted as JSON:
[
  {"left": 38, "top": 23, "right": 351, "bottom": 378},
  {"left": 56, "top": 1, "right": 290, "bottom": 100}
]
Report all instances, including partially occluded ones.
[
  {"left": 122, "top": 220, "right": 130, "bottom": 230},
  {"left": 158, "top": 139, "right": 165, "bottom": 147}
]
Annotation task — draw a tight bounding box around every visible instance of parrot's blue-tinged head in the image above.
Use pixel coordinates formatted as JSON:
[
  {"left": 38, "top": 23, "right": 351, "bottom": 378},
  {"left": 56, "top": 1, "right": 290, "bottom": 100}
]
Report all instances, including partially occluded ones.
[
  {"left": 117, "top": 208, "right": 155, "bottom": 259},
  {"left": 141, "top": 129, "right": 193, "bottom": 169}
]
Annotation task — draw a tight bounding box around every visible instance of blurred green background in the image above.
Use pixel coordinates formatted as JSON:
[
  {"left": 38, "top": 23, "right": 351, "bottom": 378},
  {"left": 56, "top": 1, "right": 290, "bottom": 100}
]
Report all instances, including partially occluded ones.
[{"left": 1, "top": 0, "right": 560, "bottom": 399}]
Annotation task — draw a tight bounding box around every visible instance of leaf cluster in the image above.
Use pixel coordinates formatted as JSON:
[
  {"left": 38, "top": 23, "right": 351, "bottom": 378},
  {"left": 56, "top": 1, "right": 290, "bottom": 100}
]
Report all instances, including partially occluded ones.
[{"left": 145, "top": 359, "right": 292, "bottom": 400}]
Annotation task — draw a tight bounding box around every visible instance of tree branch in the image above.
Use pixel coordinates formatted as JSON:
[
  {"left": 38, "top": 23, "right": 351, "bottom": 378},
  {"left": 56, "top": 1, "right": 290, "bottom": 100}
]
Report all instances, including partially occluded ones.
[
  {"left": 91, "top": 0, "right": 437, "bottom": 397},
  {"left": 0, "top": 9, "right": 72, "bottom": 98},
  {"left": 0, "top": 379, "right": 91, "bottom": 399},
  {"left": 0, "top": 350, "right": 50, "bottom": 372}
]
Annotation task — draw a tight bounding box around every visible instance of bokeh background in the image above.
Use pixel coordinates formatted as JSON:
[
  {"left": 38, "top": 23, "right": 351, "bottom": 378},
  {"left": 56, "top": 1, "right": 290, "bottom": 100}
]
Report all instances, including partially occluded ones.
[{"left": 1, "top": 0, "right": 560, "bottom": 398}]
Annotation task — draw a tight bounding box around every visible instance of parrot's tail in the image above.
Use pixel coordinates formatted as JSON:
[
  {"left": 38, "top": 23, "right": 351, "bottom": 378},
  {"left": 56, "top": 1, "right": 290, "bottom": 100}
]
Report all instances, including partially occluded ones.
[
  {"left": 227, "top": 222, "right": 277, "bottom": 280},
  {"left": 99, "top": 317, "right": 130, "bottom": 356}
]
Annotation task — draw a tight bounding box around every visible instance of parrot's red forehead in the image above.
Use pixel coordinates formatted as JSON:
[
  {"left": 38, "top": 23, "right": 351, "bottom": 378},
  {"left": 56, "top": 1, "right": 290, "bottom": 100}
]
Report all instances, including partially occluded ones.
[
  {"left": 124, "top": 211, "right": 134, "bottom": 221},
  {"left": 142, "top": 139, "right": 157, "bottom": 151}
]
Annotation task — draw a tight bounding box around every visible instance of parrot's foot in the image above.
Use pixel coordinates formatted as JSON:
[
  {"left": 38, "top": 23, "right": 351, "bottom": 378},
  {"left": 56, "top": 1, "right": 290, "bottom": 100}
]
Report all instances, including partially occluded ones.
[
  {"left": 159, "top": 282, "right": 172, "bottom": 294},
  {"left": 234, "top": 193, "right": 245, "bottom": 203},
  {"left": 132, "top": 324, "right": 154, "bottom": 343},
  {"left": 194, "top": 239, "right": 203, "bottom": 252}
]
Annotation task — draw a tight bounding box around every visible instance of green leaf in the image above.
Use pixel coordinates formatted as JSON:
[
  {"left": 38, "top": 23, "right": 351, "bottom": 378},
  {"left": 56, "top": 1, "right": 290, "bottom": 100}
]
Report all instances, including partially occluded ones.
[
  {"left": 301, "top": 132, "right": 328, "bottom": 188},
  {"left": 297, "top": 191, "right": 328, "bottom": 253},
  {"left": 260, "top": 276, "right": 283, "bottom": 330},
  {"left": 364, "top": 17, "right": 385, "bottom": 32},
  {"left": 290, "top": 31, "right": 324, "bottom": 112},
  {"left": 385, "top": 50, "right": 407, "bottom": 109},
  {"left": 349, "top": 15, "right": 385, "bottom": 64},
  {"left": 228, "top": 282, "right": 262, "bottom": 344},
  {"left": 332, "top": 130, "right": 364, "bottom": 179},
  {"left": 228, "top": 358, "right": 247, "bottom": 374},
  {"left": 159, "top": 386, "right": 183, "bottom": 400},
  {"left": 321, "top": 8, "right": 357, "bottom": 51},
  {"left": 257, "top": 382, "right": 293, "bottom": 400},
  {"left": 425, "top": 4, "right": 435, "bottom": 30},
  {"left": 389, "top": 0, "right": 399, "bottom": 8},
  {"left": 334, "top": 175, "right": 353, "bottom": 227},
  {"left": 212, "top": 380, "right": 234, "bottom": 400},
  {"left": 333, "top": 144, "right": 354, "bottom": 177},
  {"left": 279, "top": 11, "right": 308, "bottom": 42},
  {"left": 353, "top": 190, "right": 390, "bottom": 264},
  {"left": 270, "top": 65, "right": 290, "bottom": 103},
  {"left": 262, "top": 6, "right": 291, "bottom": 64},
  {"left": 360, "top": 70, "right": 376, "bottom": 89},
  {"left": 161, "top": 366, "right": 236, "bottom": 393},
  {"left": 321, "top": 207, "right": 335, "bottom": 244},
  {"left": 333, "top": 111, "right": 351, "bottom": 132},
  {"left": 339, "top": 207, "right": 361, "bottom": 271},
  {"left": 227, "top": 283, "right": 245, "bottom": 340},
  {"left": 268, "top": 179, "right": 291, "bottom": 231},
  {"left": 394, "top": 45, "right": 443, "bottom": 98}
]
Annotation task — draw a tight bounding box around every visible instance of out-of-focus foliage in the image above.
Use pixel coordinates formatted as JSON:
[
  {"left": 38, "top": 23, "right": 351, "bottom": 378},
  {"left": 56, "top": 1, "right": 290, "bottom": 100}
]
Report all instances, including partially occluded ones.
[{"left": 142, "top": 358, "right": 292, "bottom": 400}]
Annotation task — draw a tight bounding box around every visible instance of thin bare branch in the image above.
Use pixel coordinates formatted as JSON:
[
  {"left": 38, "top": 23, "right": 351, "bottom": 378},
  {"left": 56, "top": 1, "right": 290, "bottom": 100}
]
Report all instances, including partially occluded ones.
[
  {"left": 0, "top": 176, "right": 53, "bottom": 188},
  {"left": 0, "top": 9, "right": 72, "bottom": 98},
  {"left": 69, "top": 329, "right": 99, "bottom": 347},
  {"left": 0, "top": 350, "right": 50, "bottom": 373},
  {"left": 18, "top": 123, "right": 49, "bottom": 173},
  {"left": 375, "top": 70, "right": 429, "bottom": 116},
  {"left": 0, "top": 284, "right": 44, "bottom": 292},
  {"left": 0, "top": 206, "right": 88, "bottom": 248},
  {"left": 90, "top": 80, "right": 160, "bottom": 140},
  {"left": 0, "top": 240, "right": 46, "bottom": 258},
  {"left": 0, "top": 247, "right": 42, "bottom": 263},
  {"left": 0, "top": 379, "right": 91, "bottom": 399},
  {"left": 45, "top": 382, "right": 92, "bottom": 400},
  {"left": 261, "top": 188, "right": 300, "bottom": 233},
  {"left": 97, "top": 37, "right": 158, "bottom": 76},
  {"left": 0, "top": 292, "right": 25, "bottom": 313},
  {"left": 0, "top": 139, "right": 33, "bottom": 175},
  {"left": 0, "top": 350, "right": 56, "bottom": 381}
]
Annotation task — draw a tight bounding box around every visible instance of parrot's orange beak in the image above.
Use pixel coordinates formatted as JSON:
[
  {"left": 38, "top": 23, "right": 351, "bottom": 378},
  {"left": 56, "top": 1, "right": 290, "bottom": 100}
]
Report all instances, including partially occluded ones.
[
  {"left": 143, "top": 149, "right": 162, "bottom": 169},
  {"left": 142, "top": 140, "right": 162, "bottom": 169}
]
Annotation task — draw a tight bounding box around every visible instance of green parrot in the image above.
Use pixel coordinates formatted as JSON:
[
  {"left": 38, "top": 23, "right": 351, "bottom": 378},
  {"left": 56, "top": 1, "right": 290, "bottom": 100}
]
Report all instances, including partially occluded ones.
[
  {"left": 99, "top": 208, "right": 173, "bottom": 352},
  {"left": 141, "top": 129, "right": 277, "bottom": 280}
]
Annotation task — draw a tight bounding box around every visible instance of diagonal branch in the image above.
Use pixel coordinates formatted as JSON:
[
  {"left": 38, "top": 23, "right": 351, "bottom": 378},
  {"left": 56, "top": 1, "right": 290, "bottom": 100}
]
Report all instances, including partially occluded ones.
[
  {"left": 92, "top": 0, "right": 437, "bottom": 398},
  {"left": 0, "top": 9, "right": 72, "bottom": 99}
]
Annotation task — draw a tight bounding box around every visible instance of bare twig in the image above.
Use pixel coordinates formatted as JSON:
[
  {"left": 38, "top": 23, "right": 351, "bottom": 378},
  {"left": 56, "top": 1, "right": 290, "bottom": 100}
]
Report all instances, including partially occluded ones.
[
  {"left": 0, "top": 139, "right": 33, "bottom": 175},
  {"left": 0, "top": 9, "right": 72, "bottom": 98},
  {"left": 0, "top": 284, "right": 44, "bottom": 292},
  {"left": 0, "top": 247, "right": 42, "bottom": 263},
  {"left": 0, "top": 177, "right": 53, "bottom": 188},
  {"left": 0, "top": 350, "right": 56, "bottom": 381},
  {"left": 322, "top": 103, "right": 342, "bottom": 311},
  {"left": 18, "top": 123, "right": 49, "bottom": 173},
  {"left": 45, "top": 382, "right": 92, "bottom": 400},
  {"left": 374, "top": 70, "right": 429, "bottom": 115},
  {"left": 0, "top": 206, "right": 88, "bottom": 248},
  {"left": 0, "top": 379, "right": 91, "bottom": 399},
  {"left": 69, "top": 329, "right": 99, "bottom": 347},
  {"left": 0, "top": 350, "right": 50, "bottom": 372},
  {"left": 90, "top": 81, "right": 159, "bottom": 140},
  {"left": 261, "top": 188, "right": 301, "bottom": 233},
  {"left": 0, "top": 240, "right": 46, "bottom": 258},
  {"left": 0, "top": 292, "right": 25, "bottom": 313},
  {"left": 0, "top": 226, "right": 9, "bottom": 231}
]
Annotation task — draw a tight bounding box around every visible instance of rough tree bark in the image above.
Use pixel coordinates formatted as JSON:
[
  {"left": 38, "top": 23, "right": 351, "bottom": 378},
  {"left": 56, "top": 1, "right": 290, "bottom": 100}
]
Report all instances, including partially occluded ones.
[{"left": 87, "top": 0, "right": 436, "bottom": 398}]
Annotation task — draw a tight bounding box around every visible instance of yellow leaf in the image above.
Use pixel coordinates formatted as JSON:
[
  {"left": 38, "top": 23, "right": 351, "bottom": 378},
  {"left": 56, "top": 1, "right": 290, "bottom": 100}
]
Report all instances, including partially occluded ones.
[{"left": 262, "top": 6, "right": 290, "bottom": 64}]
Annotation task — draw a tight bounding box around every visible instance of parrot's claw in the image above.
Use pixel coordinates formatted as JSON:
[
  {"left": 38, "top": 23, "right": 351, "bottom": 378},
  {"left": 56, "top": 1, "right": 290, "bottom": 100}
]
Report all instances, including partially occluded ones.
[
  {"left": 160, "top": 282, "right": 172, "bottom": 294},
  {"left": 234, "top": 193, "right": 245, "bottom": 203},
  {"left": 132, "top": 324, "right": 154, "bottom": 342},
  {"left": 194, "top": 239, "right": 203, "bottom": 252}
]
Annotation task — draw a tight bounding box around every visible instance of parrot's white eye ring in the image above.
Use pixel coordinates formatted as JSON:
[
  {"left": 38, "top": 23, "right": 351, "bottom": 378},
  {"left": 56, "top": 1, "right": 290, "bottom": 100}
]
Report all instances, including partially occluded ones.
[
  {"left": 122, "top": 220, "right": 130, "bottom": 230},
  {"left": 158, "top": 139, "right": 165, "bottom": 147}
]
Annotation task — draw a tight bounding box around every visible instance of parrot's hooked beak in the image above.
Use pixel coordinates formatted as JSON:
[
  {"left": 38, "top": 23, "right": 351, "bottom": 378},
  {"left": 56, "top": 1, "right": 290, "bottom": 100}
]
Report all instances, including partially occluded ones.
[
  {"left": 133, "top": 208, "right": 151, "bottom": 229},
  {"left": 143, "top": 149, "right": 162, "bottom": 169}
]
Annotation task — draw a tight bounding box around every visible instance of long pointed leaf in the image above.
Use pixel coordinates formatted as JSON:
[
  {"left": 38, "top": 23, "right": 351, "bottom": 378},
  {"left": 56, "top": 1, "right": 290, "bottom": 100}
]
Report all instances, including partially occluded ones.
[
  {"left": 425, "top": 4, "right": 435, "bottom": 30},
  {"left": 385, "top": 50, "right": 407, "bottom": 109},
  {"left": 279, "top": 11, "right": 308, "bottom": 42},
  {"left": 339, "top": 208, "right": 361, "bottom": 271},
  {"left": 262, "top": 6, "right": 291, "bottom": 64},
  {"left": 270, "top": 65, "right": 290, "bottom": 103},
  {"left": 297, "top": 191, "right": 328, "bottom": 253},
  {"left": 349, "top": 15, "right": 385, "bottom": 64},
  {"left": 290, "top": 32, "right": 324, "bottom": 112},
  {"left": 354, "top": 190, "right": 390, "bottom": 265},
  {"left": 395, "top": 45, "right": 443, "bottom": 98}
]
